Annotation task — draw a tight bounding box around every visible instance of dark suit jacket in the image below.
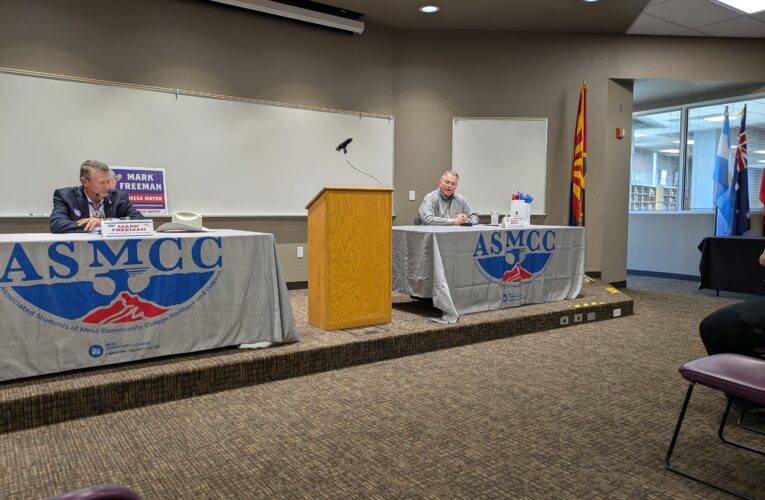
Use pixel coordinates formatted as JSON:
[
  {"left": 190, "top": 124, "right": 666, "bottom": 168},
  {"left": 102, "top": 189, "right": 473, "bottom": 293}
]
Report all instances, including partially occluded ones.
[{"left": 49, "top": 185, "right": 144, "bottom": 233}]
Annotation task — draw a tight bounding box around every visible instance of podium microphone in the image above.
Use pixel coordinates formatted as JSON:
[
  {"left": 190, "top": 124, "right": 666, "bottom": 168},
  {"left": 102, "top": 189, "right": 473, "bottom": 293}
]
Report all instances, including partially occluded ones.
[
  {"left": 334, "top": 137, "right": 384, "bottom": 187},
  {"left": 336, "top": 138, "right": 353, "bottom": 153}
]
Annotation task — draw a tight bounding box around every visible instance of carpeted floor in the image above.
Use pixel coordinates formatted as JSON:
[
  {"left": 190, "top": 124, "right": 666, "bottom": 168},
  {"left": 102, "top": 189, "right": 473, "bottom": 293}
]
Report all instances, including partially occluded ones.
[
  {"left": 1, "top": 280, "right": 630, "bottom": 434},
  {"left": 0, "top": 276, "right": 763, "bottom": 499}
]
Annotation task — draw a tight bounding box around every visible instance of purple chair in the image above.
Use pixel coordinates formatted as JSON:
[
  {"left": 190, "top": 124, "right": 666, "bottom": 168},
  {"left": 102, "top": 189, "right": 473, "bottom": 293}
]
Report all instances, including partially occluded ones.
[
  {"left": 665, "top": 354, "right": 765, "bottom": 498},
  {"left": 738, "top": 346, "right": 765, "bottom": 430},
  {"left": 44, "top": 485, "right": 141, "bottom": 500}
]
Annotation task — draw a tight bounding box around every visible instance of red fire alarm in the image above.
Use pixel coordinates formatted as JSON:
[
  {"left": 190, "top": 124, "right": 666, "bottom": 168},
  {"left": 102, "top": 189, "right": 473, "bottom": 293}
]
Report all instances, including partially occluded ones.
[{"left": 616, "top": 128, "right": 625, "bottom": 140}]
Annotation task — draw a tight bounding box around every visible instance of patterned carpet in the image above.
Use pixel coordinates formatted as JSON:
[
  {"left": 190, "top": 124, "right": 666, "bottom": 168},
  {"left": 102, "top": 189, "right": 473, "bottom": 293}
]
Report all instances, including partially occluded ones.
[
  {"left": 1, "top": 280, "right": 630, "bottom": 434},
  {"left": 0, "top": 276, "right": 763, "bottom": 498}
]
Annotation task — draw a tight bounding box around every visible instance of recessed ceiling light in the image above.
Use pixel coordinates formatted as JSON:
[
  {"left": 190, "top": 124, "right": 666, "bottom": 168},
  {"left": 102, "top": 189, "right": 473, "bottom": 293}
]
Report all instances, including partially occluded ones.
[
  {"left": 757, "top": 159, "right": 765, "bottom": 163},
  {"left": 659, "top": 149, "right": 681, "bottom": 154},
  {"left": 711, "top": 0, "right": 765, "bottom": 14},
  {"left": 704, "top": 115, "right": 726, "bottom": 122},
  {"left": 419, "top": 5, "right": 440, "bottom": 13},
  {"left": 673, "top": 140, "right": 694, "bottom": 145},
  {"left": 582, "top": 0, "right": 600, "bottom": 3},
  {"left": 634, "top": 132, "right": 647, "bottom": 137},
  {"left": 754, "top": 150, "right": 765, "bottom": 154}
]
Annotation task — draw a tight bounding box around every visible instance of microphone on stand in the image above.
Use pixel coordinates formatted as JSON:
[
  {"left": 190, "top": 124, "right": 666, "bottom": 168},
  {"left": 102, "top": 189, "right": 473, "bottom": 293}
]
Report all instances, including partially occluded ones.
[
  {"left": 334, "top": 137, "right": 384, "bottom": 187},
  {"left": 336, "top": 138, "right": 353, "bottom": 153},
  {"left": 105, "top": 191, "right": 112, "bottom": 217}
]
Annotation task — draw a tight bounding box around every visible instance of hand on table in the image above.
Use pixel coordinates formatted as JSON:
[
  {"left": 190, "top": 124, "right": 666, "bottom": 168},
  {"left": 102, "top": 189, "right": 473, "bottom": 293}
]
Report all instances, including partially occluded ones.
[
  {"left": 77, "top": 217, "right": 103, "bottom": 232},
  {"left": 453, "top": 214, "right": 469, "bottom": 224}
]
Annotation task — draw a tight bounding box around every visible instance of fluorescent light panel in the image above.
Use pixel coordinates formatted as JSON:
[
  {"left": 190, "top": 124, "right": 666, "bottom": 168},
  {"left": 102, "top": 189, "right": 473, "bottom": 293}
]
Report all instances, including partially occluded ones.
[
  {"left": 210, "top": 0, "right": 364, "bottom": 33},
  {"left": 711, "top": 0, "right": 765, "bottom": 14}
]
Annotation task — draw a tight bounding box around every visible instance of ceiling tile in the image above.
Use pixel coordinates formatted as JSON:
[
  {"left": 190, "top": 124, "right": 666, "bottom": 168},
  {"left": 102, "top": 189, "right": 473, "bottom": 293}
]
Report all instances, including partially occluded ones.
[
  {"left": 627, "top": 14, "right": 688, "bottom": 34},
  {"left": 674, "top": 28, "right": 710, "bottom": 35},
  {"left": 645, "top": 0, "right": 741, "bottom": 28},
  {"left": 701, "top": 15, "right": 765, "bottom": 36}
]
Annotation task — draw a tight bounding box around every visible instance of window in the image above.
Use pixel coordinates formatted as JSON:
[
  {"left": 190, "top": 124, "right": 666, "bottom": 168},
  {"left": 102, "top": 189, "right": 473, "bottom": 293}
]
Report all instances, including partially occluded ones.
[
  {"left": 630, "top": 95, "right": 765, "bottom": 213},
  {"left": 630, "top": 109, "right": 681, "bottom": 211}
]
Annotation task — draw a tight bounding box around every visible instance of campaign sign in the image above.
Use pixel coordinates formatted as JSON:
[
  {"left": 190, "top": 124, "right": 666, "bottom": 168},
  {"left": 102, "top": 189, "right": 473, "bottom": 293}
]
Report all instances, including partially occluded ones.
[{"left": 112, "top": 166, "right": 168, "bottom": 215}]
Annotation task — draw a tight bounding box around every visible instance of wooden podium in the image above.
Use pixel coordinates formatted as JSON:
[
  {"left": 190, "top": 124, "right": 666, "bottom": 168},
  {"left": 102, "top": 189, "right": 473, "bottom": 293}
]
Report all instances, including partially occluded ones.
[{"left": 306, "top": 187, "right": 394, "bottom": 330}]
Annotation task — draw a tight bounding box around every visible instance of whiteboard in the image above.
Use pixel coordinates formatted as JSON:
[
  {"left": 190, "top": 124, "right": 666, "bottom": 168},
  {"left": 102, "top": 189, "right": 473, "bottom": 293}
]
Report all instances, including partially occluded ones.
[
  {"left": 0, "top": 70, "right": 393, "bottom": 216},
  {"left": 452, "top": 117, "right": 547, "bottom": 215}
]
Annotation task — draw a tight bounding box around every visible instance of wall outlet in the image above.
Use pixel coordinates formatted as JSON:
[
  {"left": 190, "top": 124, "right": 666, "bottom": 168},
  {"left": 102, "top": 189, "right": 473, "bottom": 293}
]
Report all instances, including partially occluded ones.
[
  {"left": 573, "top": 313, "right": 583, "bottom": 323},
  {"left": 559, "top": 315, "right": 569, "bottom": 326},
  {"left": 296, "top": 246, "right": 304, "bottom": 258},
  {"left": 409, "top": 190, "right": 416, "bottom": 201},
  {"left": 613, "top": 308, "right": 621, "bottom": 317}
]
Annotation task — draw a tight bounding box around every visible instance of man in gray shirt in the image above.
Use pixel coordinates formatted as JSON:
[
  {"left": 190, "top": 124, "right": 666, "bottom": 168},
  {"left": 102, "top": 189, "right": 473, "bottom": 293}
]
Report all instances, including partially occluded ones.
[{"left": 417, "top": 170, "right": 479, "bottom": 225}]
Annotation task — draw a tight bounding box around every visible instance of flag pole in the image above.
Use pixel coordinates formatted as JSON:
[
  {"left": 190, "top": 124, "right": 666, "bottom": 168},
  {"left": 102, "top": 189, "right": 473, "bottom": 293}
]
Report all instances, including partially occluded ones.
[{"left": 581, "top": 79, "right": 587, "bottom": 227}]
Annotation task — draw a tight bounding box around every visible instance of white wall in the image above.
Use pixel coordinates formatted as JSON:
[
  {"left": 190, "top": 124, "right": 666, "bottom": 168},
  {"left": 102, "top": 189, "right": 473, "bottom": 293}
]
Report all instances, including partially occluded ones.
[
  {"left": 627, "top": 212, "right": 763, "bottom": 277},
  {"left": 627, "top": 213, "right": 713, "bottom": 276}
]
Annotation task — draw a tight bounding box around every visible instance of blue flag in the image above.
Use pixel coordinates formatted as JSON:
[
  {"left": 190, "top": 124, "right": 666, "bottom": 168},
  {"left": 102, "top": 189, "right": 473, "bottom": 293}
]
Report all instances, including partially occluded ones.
[
  {"left": 712, "top": 109, "right": 731, "bottom": 236},
  {"left": 730, "top": 104, "right": 750, "bottom": 236}
]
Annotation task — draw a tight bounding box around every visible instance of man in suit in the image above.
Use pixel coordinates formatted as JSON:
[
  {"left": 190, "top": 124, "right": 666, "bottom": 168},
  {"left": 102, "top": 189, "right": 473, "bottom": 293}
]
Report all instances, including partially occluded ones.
[{"left": 50, "top": 160, "right": 144, "bottom": 233}]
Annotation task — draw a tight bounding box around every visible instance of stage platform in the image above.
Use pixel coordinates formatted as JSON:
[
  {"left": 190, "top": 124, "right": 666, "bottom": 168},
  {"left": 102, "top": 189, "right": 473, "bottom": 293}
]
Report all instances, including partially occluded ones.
[{"left": 0, "top": 279, "right": 632, "bottom": 434}]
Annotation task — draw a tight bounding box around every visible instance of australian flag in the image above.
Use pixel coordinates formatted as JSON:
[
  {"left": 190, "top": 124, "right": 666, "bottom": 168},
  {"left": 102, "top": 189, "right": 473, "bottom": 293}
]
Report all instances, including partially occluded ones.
[{"left": 730, "top": 104, "right": 750, "bottom": 236}]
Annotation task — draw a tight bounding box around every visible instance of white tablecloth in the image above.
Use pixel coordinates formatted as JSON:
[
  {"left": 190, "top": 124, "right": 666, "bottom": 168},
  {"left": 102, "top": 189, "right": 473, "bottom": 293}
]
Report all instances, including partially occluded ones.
[
  {"left": 0, "top": 229, "right": 297, "bottom": 381},
  {"left": 393, "top": 225, "right": 585, "bottom": 322}
]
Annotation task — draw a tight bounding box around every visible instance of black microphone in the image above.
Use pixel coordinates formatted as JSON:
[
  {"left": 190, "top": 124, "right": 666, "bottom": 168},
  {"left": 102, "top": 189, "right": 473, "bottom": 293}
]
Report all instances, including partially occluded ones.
[
  {"left": 102, "top": 192, "right": 112, "bottom": 218},
  {"left": 336, "top": 138, "right": 384, "bottom": 188},
  {"left": 335, "top": 138, "right": 353, "bottom": 152}
]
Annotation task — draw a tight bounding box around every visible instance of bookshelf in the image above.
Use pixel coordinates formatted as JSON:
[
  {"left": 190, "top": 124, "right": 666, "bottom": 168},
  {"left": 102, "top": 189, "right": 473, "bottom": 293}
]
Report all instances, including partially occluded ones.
[{"left": 629, "top": 184, "right": 677, "bottom": 211}]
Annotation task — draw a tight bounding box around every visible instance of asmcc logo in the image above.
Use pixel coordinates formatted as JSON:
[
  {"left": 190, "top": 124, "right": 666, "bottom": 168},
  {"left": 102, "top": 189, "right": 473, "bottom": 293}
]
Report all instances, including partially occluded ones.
[
  {"left": 0, "top": 237, "right": 222, "bottom": 326},
  {"left": 472, "top": 229, "right": 555, "bottom": 283}
]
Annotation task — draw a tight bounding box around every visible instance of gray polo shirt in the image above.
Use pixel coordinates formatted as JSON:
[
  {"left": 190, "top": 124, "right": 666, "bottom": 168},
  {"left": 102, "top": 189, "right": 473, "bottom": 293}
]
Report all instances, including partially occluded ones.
[{"left": 418, "top": 189, "right": 479, "bottom": 225}]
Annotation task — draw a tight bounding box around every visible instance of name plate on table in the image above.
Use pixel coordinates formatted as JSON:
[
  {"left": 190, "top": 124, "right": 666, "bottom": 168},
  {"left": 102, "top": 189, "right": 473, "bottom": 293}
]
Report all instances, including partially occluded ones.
[
  {"left": 502, "top": 216, "right": 527, "bottom": 228},
  {"left": 101, "top": 219, "right": 154, "bottom": 237}
]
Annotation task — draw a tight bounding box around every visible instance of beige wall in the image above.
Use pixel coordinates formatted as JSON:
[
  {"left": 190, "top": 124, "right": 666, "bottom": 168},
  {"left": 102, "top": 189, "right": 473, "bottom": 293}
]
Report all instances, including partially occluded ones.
[
  {"left": 1, "top": 0, "right": 764, "bottom": 283},
  {"left": 391, "top": 31, "right": 765, "bottom": 282}
]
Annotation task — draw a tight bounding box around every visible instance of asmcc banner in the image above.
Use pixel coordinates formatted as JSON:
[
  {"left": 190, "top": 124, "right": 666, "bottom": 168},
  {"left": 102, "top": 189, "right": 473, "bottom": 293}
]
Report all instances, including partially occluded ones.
[{"left": 0, "top": 230, "right": 297, "bottom": 381}]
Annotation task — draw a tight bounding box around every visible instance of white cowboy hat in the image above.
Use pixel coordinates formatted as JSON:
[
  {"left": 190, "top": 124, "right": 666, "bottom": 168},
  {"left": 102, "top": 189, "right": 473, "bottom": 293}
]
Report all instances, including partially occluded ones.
[{"left": 156, "top": 211, "right": 210, "bottom": 232}]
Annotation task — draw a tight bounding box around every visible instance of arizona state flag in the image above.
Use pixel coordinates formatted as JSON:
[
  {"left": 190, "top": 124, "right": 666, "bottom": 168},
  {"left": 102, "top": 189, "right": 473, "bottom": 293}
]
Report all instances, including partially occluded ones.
[{"left": 569, "top": 82, "right": 587, "bottom": 226}]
